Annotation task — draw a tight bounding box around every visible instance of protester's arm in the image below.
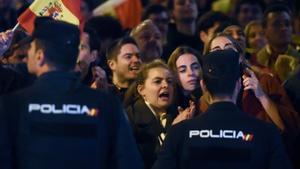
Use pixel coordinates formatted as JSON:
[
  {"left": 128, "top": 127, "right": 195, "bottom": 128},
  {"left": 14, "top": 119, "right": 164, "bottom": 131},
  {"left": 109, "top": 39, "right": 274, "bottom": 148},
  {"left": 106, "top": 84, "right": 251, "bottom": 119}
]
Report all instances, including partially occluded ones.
[
  {"left": 263, "top": 71, "right": 300, "bottom": 135},
  {"left": 243, "top": 68, "right": 285, "bottom": 131},
  {"left": 172, "top": 100, "right": 195, "bottom": 125},
  {"left": 108, "top": 93, "right": 144, "bottom": 169},
  {"left": 0, "top": 30, "right": 13, "bottom": 57}
]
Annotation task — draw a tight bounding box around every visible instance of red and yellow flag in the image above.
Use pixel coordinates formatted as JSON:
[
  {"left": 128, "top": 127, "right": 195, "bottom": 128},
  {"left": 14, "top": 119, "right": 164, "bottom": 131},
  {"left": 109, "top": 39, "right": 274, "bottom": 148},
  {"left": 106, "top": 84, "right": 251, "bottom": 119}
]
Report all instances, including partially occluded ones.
[
  {"left": 92, "top": 0, "right": 142, "bottom": 29},
  {"left": 115, "top": 0, "right": 142, "bottom": 29},
  {"left": 18, "top": 0, "right": 82, "bottom": 34}
]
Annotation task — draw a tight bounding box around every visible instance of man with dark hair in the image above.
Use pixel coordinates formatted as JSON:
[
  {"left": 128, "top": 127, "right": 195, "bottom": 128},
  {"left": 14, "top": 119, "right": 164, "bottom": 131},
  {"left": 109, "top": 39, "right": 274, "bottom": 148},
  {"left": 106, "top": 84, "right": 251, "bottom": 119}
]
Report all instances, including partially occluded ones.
[
  {"left": 131, "top": 19, "right": 163, "bottom": 63},
  {"left": 234, "top": 0, "right": 264, "bottom": 28},
  {"left": 164, "top": 0, "right": 203, "bottom": 57},
  {"left": 152, "top": 49, "right": 291, "bottom": 169},
  {"left": 76, "top": 26, "right": 102, "bottom": 85},
  {"left": 106, "top": 36, "right": 142, "bottom": 100},
  {"left": 257, "top": 3, "right": 300, "bottom": 82},
  {"left": 0, "top": 17, "right": 143, "bottom": 169},
  {"left": 85, "top": 16, "right": 124, "bottom": 69},
  {"left": 197, "top": 11, "right": 230, "bottom": 46},
  {"left": 142, "top": 4, "right": 170, "bottom": 45}
]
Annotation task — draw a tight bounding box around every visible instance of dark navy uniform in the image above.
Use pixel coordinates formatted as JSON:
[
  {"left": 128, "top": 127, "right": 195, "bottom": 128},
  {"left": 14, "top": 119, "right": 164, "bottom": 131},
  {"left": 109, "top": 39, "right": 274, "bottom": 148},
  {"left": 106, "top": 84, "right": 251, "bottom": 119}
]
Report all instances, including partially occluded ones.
[
  {"left": 0, "top": 71, "right": 143, "bottom": 169},
  {"left": 153, "top": 102, "right": 292, "bottom": 169},
  {"left": 0, "top": 63, "right": 34, "bottom": 95}
]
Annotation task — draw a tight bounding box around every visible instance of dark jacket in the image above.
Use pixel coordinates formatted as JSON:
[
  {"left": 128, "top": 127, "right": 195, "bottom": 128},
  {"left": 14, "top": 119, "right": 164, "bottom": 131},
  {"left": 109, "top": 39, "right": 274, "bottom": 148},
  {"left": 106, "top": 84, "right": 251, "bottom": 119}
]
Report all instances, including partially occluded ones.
[
  {"left": 174, "top": 87, "right": 202, "bottom": 116},
  {"left": 0, "top": 71, "right": 143, "bottom": 169},
  {"left": 163, "top": 23, "right": 203, "bottom": 61},
  {"left": 153, "top": 102, "right": 292, "bottom": 169},
  {"left": 0, "top": 63, "right": 34, "bottom": 95},
  {"left": 126, "top": 98, "right": 177, "bottom": 169}
]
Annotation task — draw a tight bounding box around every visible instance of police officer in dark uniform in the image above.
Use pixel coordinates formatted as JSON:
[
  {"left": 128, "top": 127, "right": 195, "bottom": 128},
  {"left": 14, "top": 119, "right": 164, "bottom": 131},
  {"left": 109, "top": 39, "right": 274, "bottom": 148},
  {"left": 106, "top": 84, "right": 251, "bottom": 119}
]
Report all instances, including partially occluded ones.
[
  {"left": 152, "top": 50, "right": 292, "bottom": 169},
  {"left": 0, "top": 17, "right": 143, "bottom": 169}
]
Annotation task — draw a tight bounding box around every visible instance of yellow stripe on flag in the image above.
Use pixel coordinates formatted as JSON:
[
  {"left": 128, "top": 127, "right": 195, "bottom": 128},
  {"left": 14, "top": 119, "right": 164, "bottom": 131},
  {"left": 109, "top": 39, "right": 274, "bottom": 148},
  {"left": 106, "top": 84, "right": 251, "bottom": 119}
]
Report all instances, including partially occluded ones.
[{"left": 29, "top": 0, "right": 79, "bottom": 26}]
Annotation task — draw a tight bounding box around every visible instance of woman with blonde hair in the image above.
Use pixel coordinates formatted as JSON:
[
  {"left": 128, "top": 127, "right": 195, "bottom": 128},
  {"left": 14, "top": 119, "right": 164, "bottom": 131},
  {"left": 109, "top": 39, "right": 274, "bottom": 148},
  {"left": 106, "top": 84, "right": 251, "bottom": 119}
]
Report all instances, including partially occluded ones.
[
  {"left": 124, "top": 59, "right": 194, "bottom": 169},
  {"left": 244, "top": 20, "right": 267, "bottom": 54}
]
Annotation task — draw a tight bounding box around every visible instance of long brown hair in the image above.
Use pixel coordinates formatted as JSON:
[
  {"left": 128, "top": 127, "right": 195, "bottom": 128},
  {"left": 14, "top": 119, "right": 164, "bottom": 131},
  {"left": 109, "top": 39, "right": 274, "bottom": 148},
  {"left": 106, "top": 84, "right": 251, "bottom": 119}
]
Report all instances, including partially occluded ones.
[
  {"left": 168, "top": 46, "right": 201, "bottom": 74},
  {"left": 167, "top": 46, "right": 202, "bottom": 116}
]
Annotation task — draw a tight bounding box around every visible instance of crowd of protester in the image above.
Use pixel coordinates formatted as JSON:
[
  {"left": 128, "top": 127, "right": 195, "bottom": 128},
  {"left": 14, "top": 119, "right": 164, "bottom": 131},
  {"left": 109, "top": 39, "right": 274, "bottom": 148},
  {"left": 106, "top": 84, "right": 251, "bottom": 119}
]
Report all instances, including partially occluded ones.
[{"left": 1, "top": 0, "right": 300, "bottom": 168}]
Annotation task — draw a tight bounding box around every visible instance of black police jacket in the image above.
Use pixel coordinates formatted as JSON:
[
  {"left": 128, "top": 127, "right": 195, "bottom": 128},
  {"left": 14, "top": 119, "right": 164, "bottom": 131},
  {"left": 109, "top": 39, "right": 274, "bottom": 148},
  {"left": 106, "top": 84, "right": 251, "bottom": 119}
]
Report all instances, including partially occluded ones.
[
  {"left": 152, "top": 102, "right": 292, "bottom": 169},
  {"left": 0, "top": 71, "right": 143, "bottom": 169},
  {"left": 0, "top": 63, "right": 34, "bottom": 95}
]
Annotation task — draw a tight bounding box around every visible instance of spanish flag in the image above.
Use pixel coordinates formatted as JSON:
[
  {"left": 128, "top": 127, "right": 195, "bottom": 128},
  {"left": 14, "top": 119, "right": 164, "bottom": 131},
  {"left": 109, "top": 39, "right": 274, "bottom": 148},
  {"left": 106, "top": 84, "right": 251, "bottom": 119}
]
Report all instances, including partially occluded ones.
[
  {"left": 93, "top": 0, "right": 142, "bottom": 29},
  {"left": 115, "top": 0, "right": 142, "bottom": 29},
  {"left": 18, "top": 0, "right": 82, "bottom": 34}
]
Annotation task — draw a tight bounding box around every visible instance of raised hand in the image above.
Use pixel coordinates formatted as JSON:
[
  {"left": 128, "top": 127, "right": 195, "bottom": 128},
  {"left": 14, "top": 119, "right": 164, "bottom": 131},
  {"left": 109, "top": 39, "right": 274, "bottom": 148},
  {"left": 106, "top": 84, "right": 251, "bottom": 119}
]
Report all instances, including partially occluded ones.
[
  {"left": 243, "top": 68, "right": 285, "bottom": 131},
  {"left": 0, "top": 30, "right": 14, "bottom": 57},
  {"left": 90, "top": 66, "right": 108, "bottom": 89},
  {"left": 242, "top": 68, "right": 265, "bottom": 99},
  {"left": 172, "top": 100, "right": 195, "bottom": 125}
]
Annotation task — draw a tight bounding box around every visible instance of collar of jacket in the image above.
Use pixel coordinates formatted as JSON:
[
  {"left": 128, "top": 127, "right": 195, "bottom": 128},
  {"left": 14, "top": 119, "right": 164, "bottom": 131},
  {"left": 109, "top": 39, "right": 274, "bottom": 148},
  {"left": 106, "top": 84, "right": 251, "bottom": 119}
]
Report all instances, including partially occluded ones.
[
  {"left": 34, "top": 71, "right": 81, "bottom": 92},
  {"left": 206, "top": 101, "right": 242, "bottom": 115},
  {"left": 133, "top": 98, "right": 176, "bottom": 130}
]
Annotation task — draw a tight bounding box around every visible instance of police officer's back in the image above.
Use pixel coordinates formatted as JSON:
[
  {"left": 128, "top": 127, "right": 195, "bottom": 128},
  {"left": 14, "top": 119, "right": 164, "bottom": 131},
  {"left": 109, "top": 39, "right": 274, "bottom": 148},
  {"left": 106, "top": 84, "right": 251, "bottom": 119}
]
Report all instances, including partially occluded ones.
[
  {"left": 152, "top": 50, "right": 292, "bottom": 169},
  {"left": 0, "top": 17, "right": 143, "bottom": 169}
]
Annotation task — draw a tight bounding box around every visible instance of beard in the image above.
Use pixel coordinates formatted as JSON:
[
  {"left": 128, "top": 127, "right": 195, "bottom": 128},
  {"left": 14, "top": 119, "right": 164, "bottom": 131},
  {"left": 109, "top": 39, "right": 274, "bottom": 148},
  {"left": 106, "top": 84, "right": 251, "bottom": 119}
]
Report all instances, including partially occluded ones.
[{"left": 141, "top": 45, "right": 162, "bottom": 63}]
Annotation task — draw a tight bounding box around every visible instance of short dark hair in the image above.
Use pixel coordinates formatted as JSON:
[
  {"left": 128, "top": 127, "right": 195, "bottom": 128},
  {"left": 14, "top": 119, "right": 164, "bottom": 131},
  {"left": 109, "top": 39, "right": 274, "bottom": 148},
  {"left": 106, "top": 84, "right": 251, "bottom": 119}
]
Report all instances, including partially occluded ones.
[
  {"left": 201, "top": 49, "right": 240, "bottom": 97},
  {"left": 106, "top": 36, "right": 138, "bottom": 61},
  {"left": 83, "top": 26, "right": 101, "bottom": 52},
  {"left": 262, "top": 3, "right": 291, "bottom": 28},
  {"left": 142, "top": 4, "right": 168, "bottom": 20},
  {"left": 85, "top": 16, "right": 123, "bottom": 41},
  {"left": 214, "top": 18, "right": 240, "bottom": 33},
  {"left": 196, "top": 11, "right": 230, "bottom": 34},
  {"left": 32, "top": 17, "right": 80, "bottom": 71},
  {"left": 234, "top": 0, "right": 265, "bottom": 16},
  {"left": 35, "top": 39, "right": 78, "bottom": 71}
]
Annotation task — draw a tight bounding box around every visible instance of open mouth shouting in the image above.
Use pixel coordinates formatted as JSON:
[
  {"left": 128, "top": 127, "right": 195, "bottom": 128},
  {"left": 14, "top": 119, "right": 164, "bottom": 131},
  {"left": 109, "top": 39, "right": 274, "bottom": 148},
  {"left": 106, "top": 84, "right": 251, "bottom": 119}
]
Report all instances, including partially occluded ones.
[{"left": 159, "top": 91, "right": 171, "bottom": 101}]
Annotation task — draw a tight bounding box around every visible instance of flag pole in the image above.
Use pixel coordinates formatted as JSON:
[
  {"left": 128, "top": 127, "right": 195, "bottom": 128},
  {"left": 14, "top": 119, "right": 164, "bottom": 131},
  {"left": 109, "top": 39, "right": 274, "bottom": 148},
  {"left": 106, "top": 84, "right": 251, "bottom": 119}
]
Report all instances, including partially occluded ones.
[{"left": 12, "top": 23, "right": 20, "bottom": 32}]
